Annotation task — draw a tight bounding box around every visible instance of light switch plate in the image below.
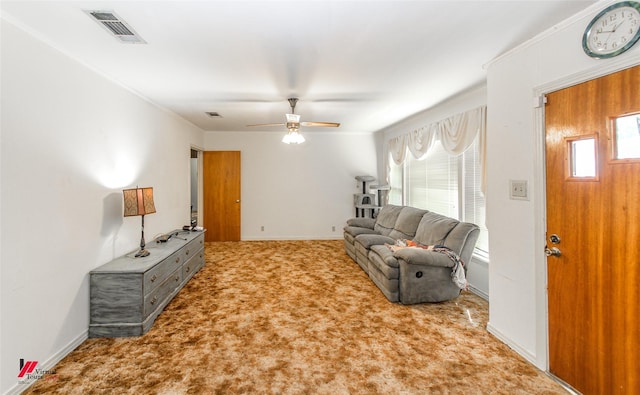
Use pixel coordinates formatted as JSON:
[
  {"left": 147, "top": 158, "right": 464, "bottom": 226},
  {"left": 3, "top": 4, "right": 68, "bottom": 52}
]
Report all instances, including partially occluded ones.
[{"left": 510, "top": 180, "right": 528, "bottom": 200}]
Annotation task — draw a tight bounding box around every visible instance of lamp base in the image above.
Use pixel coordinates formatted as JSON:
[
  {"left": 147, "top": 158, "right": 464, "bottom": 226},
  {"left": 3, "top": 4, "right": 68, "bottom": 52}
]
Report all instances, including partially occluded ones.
[{"left": 135, "top": 249, "right": 150, "bottom": 258}]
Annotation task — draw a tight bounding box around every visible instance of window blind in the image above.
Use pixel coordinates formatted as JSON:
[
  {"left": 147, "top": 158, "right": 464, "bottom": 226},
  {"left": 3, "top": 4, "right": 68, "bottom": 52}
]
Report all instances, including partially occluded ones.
[
  {"left": 406, "top": 140, "right": 459, "bottom": 219},
  {"left": 462, "top": 137, "right": 488, "bottom": 253},
  {"left": 388, "top": 160, "right": 403, "bottom": 205},
  {"left": 388, "top": 134, "right": 489, "bottom": 255}
]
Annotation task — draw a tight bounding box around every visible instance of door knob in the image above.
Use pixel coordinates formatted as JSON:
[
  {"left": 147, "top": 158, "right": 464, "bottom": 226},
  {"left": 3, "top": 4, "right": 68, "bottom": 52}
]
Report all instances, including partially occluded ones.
[
  {"left": 545, "top": 247, "right": 562, "bottom": 257},
  {"left": 235, "top": 199, "right": 240, "bottom": 203}
]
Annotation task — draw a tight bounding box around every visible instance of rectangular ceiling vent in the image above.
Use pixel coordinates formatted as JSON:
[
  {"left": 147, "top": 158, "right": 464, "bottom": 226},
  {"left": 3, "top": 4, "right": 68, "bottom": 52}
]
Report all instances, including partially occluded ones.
[
  {"left": 205, "top": 112, "right": 222, "bottom": 118},
  {"left": 85, "top": 10, "right": 146, "bottom": 44}
]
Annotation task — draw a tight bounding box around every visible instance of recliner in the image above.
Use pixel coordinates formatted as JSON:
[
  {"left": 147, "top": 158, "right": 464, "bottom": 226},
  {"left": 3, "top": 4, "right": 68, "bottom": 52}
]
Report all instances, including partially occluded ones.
[{"left": 344, "top": 205, "right": 479, "bottom": 304}]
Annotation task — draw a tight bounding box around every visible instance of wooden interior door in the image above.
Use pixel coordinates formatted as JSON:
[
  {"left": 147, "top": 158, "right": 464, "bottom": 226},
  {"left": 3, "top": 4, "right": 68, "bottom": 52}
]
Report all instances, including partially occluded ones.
[
  {"left": 203, "top": 151, "right": 241, "bottom": 241},
  {"left": 545, "top": 65, "right": 639, "bottom": 394}
]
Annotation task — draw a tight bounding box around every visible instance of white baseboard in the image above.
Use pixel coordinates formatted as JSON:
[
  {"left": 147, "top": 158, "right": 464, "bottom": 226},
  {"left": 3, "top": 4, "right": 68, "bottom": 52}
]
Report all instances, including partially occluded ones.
[
  {"left": 486, "top": 322, "right": 538, "bottom": 367},
  {"left": 3, "top": 330, "right": 88, "bottom": 395},
  {"left": 240, "top": 236, "right": 343, "bottom": 241},
  {"left": 468, "top": 285, "right": 488, "bottom": 300}
]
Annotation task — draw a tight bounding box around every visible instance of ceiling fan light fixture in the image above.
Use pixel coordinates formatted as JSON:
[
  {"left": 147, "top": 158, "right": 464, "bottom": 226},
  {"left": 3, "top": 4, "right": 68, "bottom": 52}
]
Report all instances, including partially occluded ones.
[
  {"left": 282, "top": 130, "right": 305, "bottom": 144},
  {"left": 285, "top": 113, "right": 300, "bottom": 122},
  {"left": 246, "top": 98, "right": 339, "bottom": 133}
]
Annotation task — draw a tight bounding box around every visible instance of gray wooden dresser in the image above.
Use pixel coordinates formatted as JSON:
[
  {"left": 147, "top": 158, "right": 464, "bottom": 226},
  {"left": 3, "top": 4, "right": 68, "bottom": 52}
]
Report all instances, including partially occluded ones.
[{"left": 89, "top": 230, "right": 206, "bottom": 337}]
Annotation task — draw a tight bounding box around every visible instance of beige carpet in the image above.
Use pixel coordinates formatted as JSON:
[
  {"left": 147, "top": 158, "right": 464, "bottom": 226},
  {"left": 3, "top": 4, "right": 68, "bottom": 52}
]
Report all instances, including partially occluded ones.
[{"left": 25, "top": 240, "right": 566, "bottom": 394}]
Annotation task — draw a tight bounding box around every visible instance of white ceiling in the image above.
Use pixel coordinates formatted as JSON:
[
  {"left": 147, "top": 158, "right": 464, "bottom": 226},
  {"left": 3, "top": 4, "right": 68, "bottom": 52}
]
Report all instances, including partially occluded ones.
[{"left": 2, "top": 0, "right": 597, "bottom": 134}]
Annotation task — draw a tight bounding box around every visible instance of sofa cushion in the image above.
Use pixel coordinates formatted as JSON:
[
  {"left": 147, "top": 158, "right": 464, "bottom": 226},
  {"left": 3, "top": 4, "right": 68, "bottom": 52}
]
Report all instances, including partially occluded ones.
[
  {"left": 369, "top": 244, "right": 400, "bottom": 268},
  {"left": 413, "top": 211, "right": 458, "bottom": 246},
  {"left": 354, "top": 234, "right": 395, "bottom": 251},
  {"left": 343, "top": 226, "right": 379, "bottom": 239},
  {"left": 373, "top": 205, "right": 404, "bottom": 236},
  {"left": 388, "top": 207, "right": 428, "bottom": 240}
]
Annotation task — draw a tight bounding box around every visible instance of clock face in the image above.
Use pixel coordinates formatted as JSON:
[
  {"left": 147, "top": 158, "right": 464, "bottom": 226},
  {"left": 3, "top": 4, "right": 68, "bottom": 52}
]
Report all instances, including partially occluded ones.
[{"left": 583, "top": 1, "right": 640, "bottom": 58}]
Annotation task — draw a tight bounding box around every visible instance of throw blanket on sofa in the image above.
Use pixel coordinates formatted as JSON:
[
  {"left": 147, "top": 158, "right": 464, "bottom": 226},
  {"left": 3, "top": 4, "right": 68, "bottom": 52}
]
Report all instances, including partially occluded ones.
[
  {"left": 431, "top": 246, "right": 467, "bottom": 290},
  {"left": 385, "top": 240, "right": 468, "bottom": 290},
  {"left": 384, "top": 239, "right": 429, "bottom": 251}
]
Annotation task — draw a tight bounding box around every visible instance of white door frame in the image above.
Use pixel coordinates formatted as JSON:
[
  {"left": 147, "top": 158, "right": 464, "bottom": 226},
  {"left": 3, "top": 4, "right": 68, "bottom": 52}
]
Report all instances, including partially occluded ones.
[{"left": 532, "top": 57, "right": 640, "bottom": 371}]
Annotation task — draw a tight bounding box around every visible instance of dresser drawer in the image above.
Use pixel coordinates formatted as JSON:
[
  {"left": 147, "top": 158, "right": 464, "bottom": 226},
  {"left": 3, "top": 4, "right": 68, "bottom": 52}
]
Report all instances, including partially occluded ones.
[
  {"left": 183, "top": 233, "right": 204, "bottom": 260},
  {"left": 143, "top": 250, "right": 183, "bottom": 295},
  {"left": 144, "top": 267, "right": 183, "bottom": 317},
  {"left": 182, "top": 249, "right": 205, "bottom": 281}
]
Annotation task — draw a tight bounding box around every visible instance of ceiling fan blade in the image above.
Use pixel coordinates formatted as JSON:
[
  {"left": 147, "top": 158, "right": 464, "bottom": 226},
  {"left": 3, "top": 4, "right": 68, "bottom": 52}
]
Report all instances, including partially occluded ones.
[
  {"left": 300, "top": 122, "right": 341, "bottom": 127},
  {"left": 247, "top": 99, "right": 340, "bottom": 130},
  {"left": 246, "top": 123, "right": 286, "bottom": 127}
]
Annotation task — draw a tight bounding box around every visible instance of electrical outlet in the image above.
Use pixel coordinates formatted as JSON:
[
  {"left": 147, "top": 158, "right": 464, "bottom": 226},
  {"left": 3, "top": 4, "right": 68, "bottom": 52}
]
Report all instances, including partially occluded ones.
[
  {"left": 260, "top": 226, "right": 264, "bottom": 231},
  {"left": 332, "top": 226, "right": 336, "bottom": 232},
  {"left": 510, "top": 180, "right": 528, "bottom": 200}
]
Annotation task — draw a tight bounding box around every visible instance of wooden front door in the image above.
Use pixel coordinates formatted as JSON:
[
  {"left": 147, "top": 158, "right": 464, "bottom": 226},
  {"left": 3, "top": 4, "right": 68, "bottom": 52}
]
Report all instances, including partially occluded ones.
[
  {"left": 545, "top": 65, "right": 639, "bottom": 394},
  {"left": 203, "top": 151, "right": 241, "bottom": 241}
]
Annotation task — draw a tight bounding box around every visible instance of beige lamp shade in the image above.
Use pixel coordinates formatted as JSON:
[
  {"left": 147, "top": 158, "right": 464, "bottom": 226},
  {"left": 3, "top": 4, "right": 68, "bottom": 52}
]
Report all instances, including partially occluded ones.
[{"left": 123, "top": 187, "right": 156, "bottom": 217}]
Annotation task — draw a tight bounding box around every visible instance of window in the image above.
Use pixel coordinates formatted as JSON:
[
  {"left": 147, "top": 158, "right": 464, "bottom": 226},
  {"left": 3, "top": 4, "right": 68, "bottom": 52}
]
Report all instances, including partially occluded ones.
[
  {"left": 388, "top": 156, "right": 403, "bottom": 205},
  {"left": 389, "top": 134, "right": 489, "bottom": 255},
  {"left": 406, "top": 141, "right": 459, "bottom": 219},
  {"left": 613, "top": 113, "right": 640, "bottom": 160},
  {"left": 570, "top": 137, "right": 597, "bottom": 178}
]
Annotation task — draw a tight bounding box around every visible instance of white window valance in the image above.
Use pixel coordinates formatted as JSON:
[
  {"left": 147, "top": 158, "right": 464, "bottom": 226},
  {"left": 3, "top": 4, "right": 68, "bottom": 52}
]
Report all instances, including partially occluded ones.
[
  {"left": 386, "top": 105, "right": 487, "bottom": 191},
  {"left": 388, "top": 134, "right": 408, "bottom": 165}
]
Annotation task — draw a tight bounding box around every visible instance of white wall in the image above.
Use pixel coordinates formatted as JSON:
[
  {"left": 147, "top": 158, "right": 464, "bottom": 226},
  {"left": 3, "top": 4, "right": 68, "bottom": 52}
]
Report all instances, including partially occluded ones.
[
  {"left": 380, "top": 85, "right": 489, "bottom": 297},
  {"left": 485, "top": 0, "right": 640, "bottom": 369},
  {"left": 0, "top": 20, "right": 203, "bottom": 394},
  {"left": 204, "top": 131, "right": 378, "bottom": 240},
  {"left": 382, "top": 84, "right": 487, "bottom": 141}
]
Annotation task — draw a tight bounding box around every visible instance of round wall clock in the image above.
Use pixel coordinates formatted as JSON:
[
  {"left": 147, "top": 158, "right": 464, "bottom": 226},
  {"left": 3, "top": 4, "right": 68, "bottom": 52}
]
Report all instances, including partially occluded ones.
[{"left": 582, "top": 1, "right": 640, "bottom": 59}]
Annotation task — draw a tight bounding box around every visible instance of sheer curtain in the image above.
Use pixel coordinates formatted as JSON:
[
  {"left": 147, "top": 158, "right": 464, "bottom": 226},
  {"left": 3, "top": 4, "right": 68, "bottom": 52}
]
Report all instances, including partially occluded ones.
[{"left": 388, "top": 134, "right": 408, "bottom": 165}]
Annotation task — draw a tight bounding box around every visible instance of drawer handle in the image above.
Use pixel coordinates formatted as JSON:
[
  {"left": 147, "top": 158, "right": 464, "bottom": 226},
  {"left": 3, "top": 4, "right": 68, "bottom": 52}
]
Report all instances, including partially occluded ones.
[
  {"left": 150, "top": 274, "right": 157, "bottom": 283},
  {"left": 150, "top": 296, "right": 158, "bottom": 305},
  {"left": 175, "top": 257, "right": 180, "bottom": 263},
  {"left": 186, "top": 249, "right": 190, "bottom": 255},
  {"left": 175, "top": 275, "right": 180, "bottom": 282},
  {"left": 186, "top": 266, "right": 191, "bottom": 273}
]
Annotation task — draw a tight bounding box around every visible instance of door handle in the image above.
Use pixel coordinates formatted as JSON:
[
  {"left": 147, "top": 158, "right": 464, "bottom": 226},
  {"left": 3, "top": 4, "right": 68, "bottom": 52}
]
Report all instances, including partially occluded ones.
[
  {"left": 545, "top": 247, "right": 562, "bottom": 257},
  {"left": 235, "top": 199, "right": 240, "bottom": 203}
]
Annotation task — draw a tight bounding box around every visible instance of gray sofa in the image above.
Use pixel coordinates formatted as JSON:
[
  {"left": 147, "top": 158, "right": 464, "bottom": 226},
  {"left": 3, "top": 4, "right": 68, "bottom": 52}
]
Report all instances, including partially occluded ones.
[{"left": 343, "top": 204, "right": 479, "bottom": 304}]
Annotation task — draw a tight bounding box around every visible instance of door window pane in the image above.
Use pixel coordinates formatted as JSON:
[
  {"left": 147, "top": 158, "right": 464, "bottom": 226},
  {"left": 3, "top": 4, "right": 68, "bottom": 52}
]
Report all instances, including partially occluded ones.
[
  {"left": 571, "top": 138, "right": 596, "bottom": 177},
  {"left": 614, "top": 114, "right": 640, "bottom": 159}
]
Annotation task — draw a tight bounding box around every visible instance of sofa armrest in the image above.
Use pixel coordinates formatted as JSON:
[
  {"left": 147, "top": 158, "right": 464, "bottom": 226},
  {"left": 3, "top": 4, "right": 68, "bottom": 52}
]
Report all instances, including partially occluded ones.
[
  {"left": 393, "top": 248, "right": 455, "bottom": 268},
  {"left": 346, "top": 217, "right": 376, "bottom": 229}
]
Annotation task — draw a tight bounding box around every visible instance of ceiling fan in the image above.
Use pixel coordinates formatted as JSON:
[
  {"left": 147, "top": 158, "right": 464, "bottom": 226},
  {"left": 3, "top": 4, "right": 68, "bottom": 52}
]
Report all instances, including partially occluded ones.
[{"left": 246, "top": 98, "right": 340, "bottom": 143}]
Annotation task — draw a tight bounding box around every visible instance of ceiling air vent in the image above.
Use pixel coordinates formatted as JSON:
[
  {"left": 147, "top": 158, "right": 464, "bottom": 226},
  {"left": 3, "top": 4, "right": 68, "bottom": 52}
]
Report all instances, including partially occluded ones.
[
  {"left": 85, "top": 10, "right": 146, "bottom": 44},
  {"left": 205, "top": 112, "right": 222, "bottom": 118}
]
